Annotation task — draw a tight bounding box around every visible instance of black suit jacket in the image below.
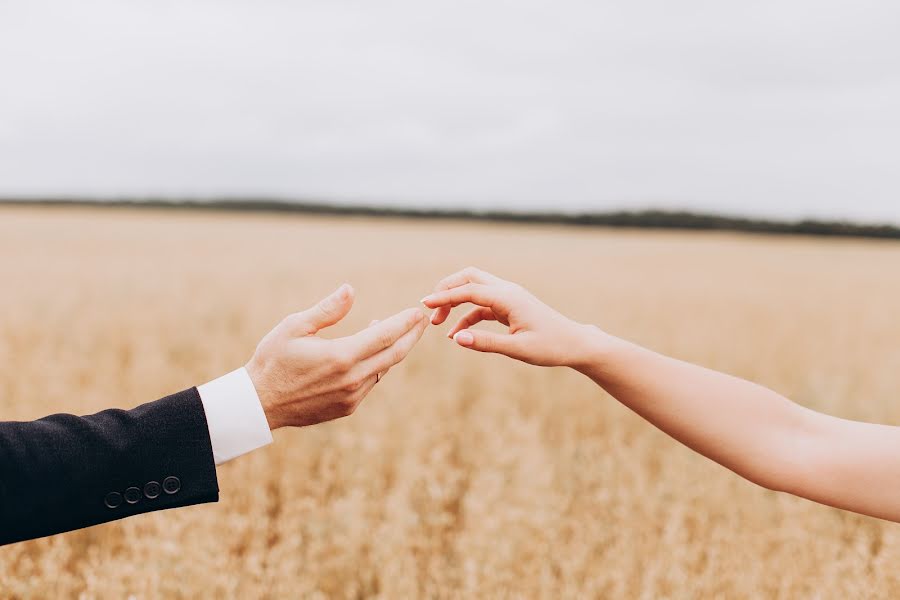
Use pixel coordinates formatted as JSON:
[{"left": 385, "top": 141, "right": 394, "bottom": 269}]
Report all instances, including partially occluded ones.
[{"left": 0, "top": 387, "right": 219, "bottom": 545}]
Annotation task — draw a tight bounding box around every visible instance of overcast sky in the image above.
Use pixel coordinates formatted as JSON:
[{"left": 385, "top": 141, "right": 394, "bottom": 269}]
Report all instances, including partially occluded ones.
[{"left": 1, "top": 1, "right": 899, "bottom": 222}]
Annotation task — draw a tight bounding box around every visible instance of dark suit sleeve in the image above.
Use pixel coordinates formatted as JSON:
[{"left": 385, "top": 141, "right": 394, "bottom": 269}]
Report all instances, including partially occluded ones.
[{"left": 0, "top": 387, "right": 219, "bottom": 546}]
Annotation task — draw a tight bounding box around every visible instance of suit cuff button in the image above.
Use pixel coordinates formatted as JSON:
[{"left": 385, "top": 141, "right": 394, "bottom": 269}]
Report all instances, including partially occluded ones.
[
  {"left": 104, "top": 492, "right": 123, "bottom": 509},
  {"left": 143, "top": 481, "right": 161, "bottom": 499},
  {"left": 124, "top": 487, "right": 142, "bottom": 504},
  {"left": 162, "top": 476, "right": 181, "bottom": 495}
]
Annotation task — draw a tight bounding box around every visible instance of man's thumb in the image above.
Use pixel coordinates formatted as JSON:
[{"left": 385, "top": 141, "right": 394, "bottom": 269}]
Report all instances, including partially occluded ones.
[{"left": 300, "top": 283, "right": 354, "bottom": 333}]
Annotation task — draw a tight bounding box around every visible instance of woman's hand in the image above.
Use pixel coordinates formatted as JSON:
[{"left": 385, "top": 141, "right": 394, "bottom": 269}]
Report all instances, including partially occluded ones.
[
  {"left": 428, "top": 270, "right": 900, "bottom": 524},
  {"left": 421, "top": 267, "right": 599, "bottom": 367}
]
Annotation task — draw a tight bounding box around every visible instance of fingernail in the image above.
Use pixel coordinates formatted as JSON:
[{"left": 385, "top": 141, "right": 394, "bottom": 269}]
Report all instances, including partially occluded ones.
[
  {"left": 419, "top": 296, "right": 429, "bottom": 305},
  {"left": 430, "top": 309, "right": 440, "bottom": 324},
  {"left": 453, "top": 330, "right": 474, "bottom": 346}
]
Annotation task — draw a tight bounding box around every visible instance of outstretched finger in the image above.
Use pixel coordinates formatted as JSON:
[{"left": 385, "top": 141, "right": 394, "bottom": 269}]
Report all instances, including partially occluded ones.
[
  {"left": 434, "top": 267, "right": 499, "bottom": 291},
  {"left": 343, "top": 308, "right": 424, "bottom": 360},
  {"left": 421, "top": 283, "right": 503, "bottom": 319},
  {"left": 428, "top": 267, "right": 500, "bottom": 325},
  {"left": 368, "top": 319, "right": 391, "bottom": 379},
  {"left": 447, "top": 307, "right": 497, "bottom": 339},
  {"left": 353, "top": 313, "right": 428, "bottom": 379}
]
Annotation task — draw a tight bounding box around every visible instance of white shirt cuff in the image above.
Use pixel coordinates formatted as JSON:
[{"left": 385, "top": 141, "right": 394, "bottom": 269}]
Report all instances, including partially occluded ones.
[{"left": 197, "top": 367, "right": 274, "bottom": 465}]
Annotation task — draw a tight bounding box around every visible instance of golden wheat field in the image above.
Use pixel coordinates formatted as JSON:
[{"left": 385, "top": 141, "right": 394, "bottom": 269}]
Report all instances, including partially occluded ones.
[{"left": 1, "top": 206, "right": 900, "bottom": 599}]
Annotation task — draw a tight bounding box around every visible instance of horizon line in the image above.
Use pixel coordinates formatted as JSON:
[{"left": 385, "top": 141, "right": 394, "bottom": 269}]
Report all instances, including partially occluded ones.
[{"left": 2, "top": 197, "right": 899, "bottom": 241}]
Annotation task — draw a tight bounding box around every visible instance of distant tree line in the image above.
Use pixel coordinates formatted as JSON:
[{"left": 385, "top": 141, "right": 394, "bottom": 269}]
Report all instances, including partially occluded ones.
[{"left": 2, "top": 197, "right": 899, "bottom": 240}]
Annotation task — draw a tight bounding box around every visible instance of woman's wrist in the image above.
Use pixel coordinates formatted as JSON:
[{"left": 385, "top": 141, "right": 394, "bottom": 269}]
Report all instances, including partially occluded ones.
[{"left": 565, "top": 323, "right": 628, "bottom": 374}]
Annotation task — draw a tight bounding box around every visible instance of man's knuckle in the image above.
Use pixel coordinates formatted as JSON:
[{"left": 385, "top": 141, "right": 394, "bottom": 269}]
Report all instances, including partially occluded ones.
[
  {"left": 379, "top": 331, "right": 394, "bottom": 349},
  {"left": 339, "top": 397, "right": 358, "bottom": 414},
  {"left": 343, "top": 372, "right": 366, "bottom": 391},
  {"left": 330, "top": 350, "right": 352, "bottom": 371},
  {"left": 282, "top": 312, "right": 303, "bottom": 328}
]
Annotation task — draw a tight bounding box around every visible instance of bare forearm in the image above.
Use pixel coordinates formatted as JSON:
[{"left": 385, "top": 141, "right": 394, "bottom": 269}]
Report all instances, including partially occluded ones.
[
  {"left": 574, "top": 328, "right": 900, "bottom": 521},
  {"left": 573, "top": 330, "right": 818, "bottom": 490},
  {"left": 423, "top": 268, "right": 900, "bottom": 521}
]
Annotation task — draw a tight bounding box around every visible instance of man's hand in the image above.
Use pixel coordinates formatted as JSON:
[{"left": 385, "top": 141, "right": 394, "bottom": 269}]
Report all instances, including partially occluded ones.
[
  {"left": 246, "top": 284, "right": 427, "bottom": 430},
  {"left": 421, "top": 267, "right": 596, "bottom": 367}
]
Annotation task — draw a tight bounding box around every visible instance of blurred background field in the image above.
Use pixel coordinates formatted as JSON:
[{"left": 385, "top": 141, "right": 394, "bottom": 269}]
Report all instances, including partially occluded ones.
[{"left": 1, "top": 206, "right": 899, "bottom": 598}]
